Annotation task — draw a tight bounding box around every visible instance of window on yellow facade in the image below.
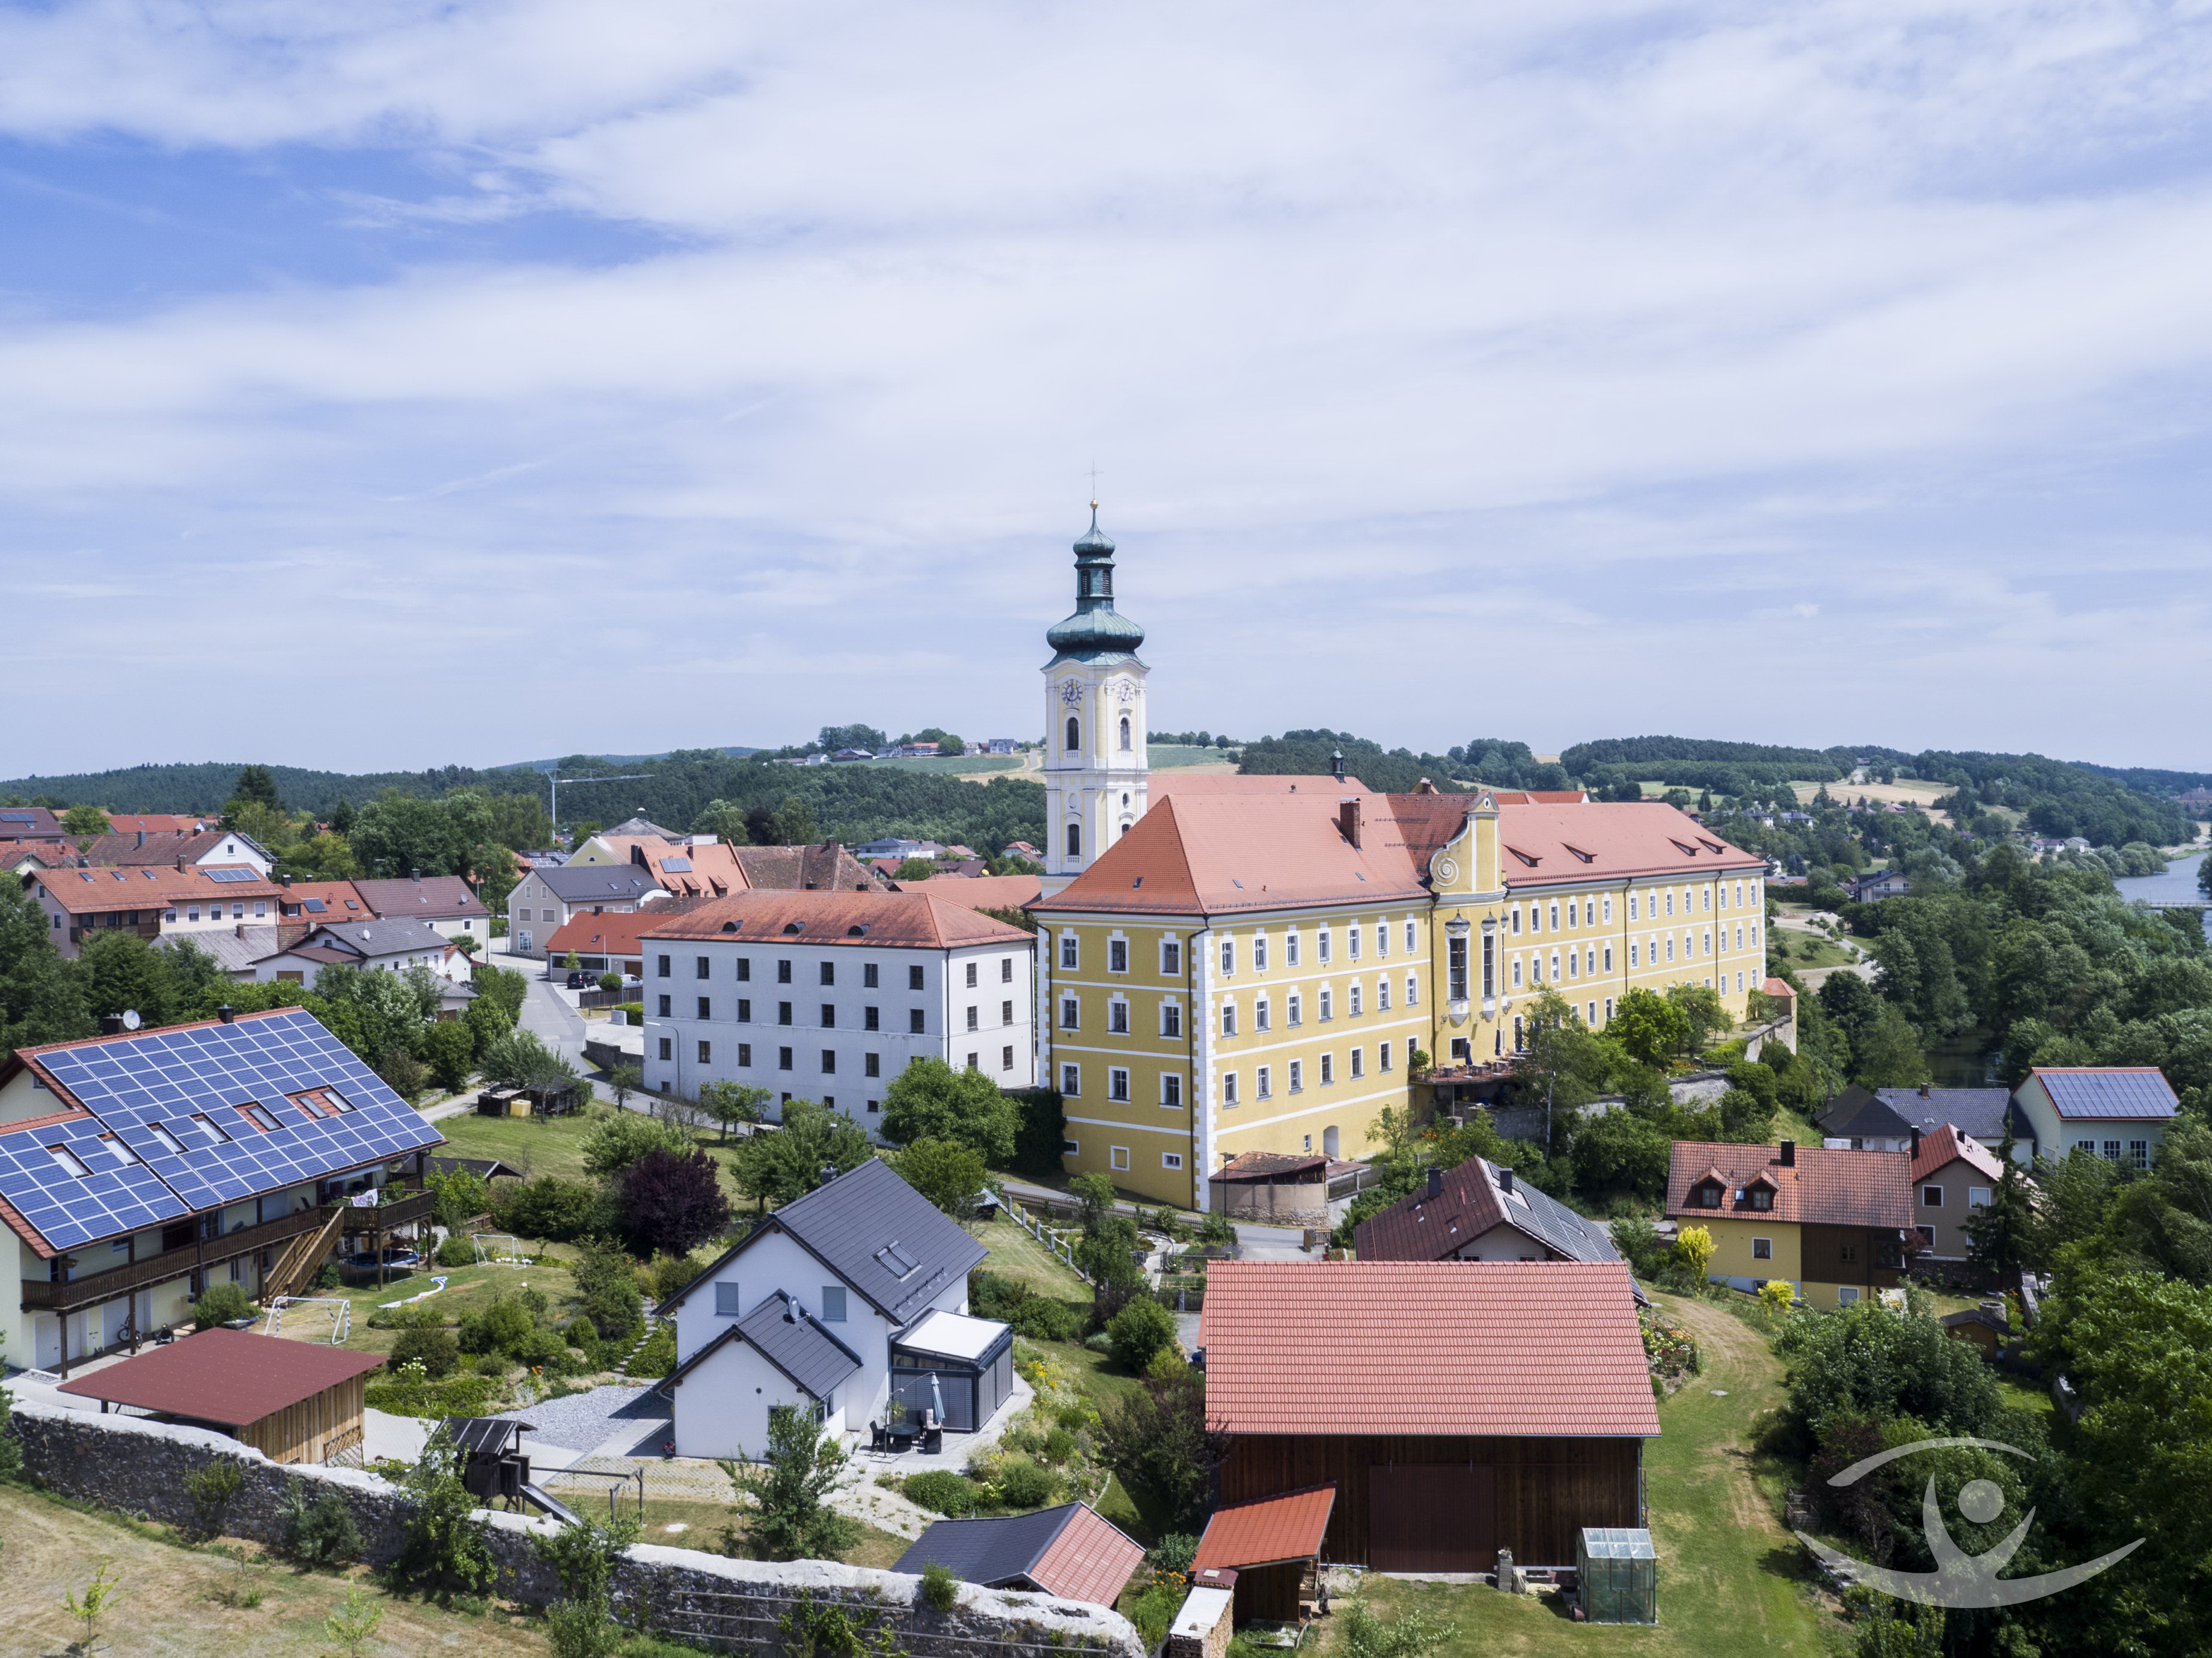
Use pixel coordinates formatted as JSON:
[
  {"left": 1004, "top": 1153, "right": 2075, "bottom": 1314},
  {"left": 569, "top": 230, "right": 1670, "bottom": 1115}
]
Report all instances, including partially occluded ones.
[
  {"left": 1222, "top": 1071, "right": 1238, "bottom": 1106},
  {"left": 1288, "top": 991, "right": 1303, "bottom": 1025},
  {"left": 1220, "top": 1001, "right": 1236, "bottom": 1037},
  {"left": 1108, "top": 938, "right": 1128, "bottom": 973},
  {"left": 1288, "top": 1059, "right": 1303, "bottom": 1092},
  {"left": 1109, "top": 999, "right": 1129, "bottom": 1034},
  {"left": 1629, "top": 943, "right": 1639, "bottom": 968},
  {"left": 1286, "top": 931, "right": 1300, "bottom": 966},
  {"left": 1406, "top": 974, "right": 1419, "bottom": 1006},
  {"left": 1060, "top": 997, "right": 1079, "bottom": 1029},
  {"left": 1604, "top": 946, "right": 1613, "bottom": 971},
  {"left": 1512, "top": 958, "right": 1523, "bottom": 987},
  {"left": 1350, "top": 1048, "right": 1364, "bottom": 1079},
  {"left": 1255, "top": 997, "right": 1270, "bottom": 1031},
  {"left": 1161, "top": 937, "right": 1181, "bottom": 974},
  {"left": 1348, "top": 926, "right": 1361, "bottom": 961},
  {"left": 1319, "top": 988, "right": 1333, "bottom": 1021},
  {"left": 1320, "top": 1053, "right": 1334, "bottom": 1085},
  {"left": 1379, "top": 1041, "right": 1392, "bottom": 1070},
  {"left": 1161, "top": 1002, "right": 1181, "bottom": 1038},
  {"left": 1060, "top": 935, "right": 1077, "bottom": 969},
  {"left": 1161, "top": 1073, "right": 1182, "bottom": 1108},
  {"left": 1256, "top": 1065, "right": 1271, "bottom": 1098},
  {"left": 1109, "top": 1067, "right": 1130, "bottom": 1102},
  {"left": 1349, "top": 983, "right": 1363, "bottom": 1017},
  {"left": 1318, "top": 928, "right": 1332, "bottom": 963},
  {"left": 1404, "top": 920, "right": 1416, "bottom": 953},
  {"left": 1220, "top": 938, "right": 1235, "bottom": 976},
  {"left": 1628, "top": 895, "right": 1637, "bottom": 920},
  {"left": 1253, "top": 934, "right": 1268, "bottom": 971},
  {"left": 1376, "top": 922, "right": 1388, "bottom": 958},
  {"left": 1376, "top": 977, "right": 1389, "bottom": 1011},
  {"left": 1060, "top": 1062, "right": 1080, "bottom": 1094},
  {"left": 1550, "top": 902, "right": 1560, "bottom": 931}
]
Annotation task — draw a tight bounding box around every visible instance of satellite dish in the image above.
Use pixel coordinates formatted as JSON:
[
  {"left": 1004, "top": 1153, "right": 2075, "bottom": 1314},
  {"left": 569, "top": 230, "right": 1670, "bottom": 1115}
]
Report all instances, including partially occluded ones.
[{"left": 121, "top": 1009, "right": 142, "bottom": 1031}]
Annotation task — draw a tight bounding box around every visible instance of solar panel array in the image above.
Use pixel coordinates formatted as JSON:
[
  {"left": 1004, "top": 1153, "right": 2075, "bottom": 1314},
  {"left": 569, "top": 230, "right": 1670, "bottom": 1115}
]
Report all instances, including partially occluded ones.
[
  {"left": 205, "top": 867, "right": 258, "bottom": 884},
  {"left": 2, "top": 1009, "right": 442, "bottom": 1252}
]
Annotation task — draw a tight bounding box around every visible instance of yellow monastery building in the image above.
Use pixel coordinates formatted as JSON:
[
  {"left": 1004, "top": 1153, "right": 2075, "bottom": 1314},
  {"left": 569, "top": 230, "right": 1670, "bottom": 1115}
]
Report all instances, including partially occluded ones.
[{"left": 1025, "top": 510, "right": 1770, "bottom": 1207}]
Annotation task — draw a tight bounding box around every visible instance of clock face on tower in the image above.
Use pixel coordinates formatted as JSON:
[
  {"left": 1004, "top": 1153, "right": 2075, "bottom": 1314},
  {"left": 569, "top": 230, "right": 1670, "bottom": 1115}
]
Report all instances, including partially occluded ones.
[
  {"left": 1112, "top": 679, "right": 1136, "bottom": 705},
  {"left": 1059, "top": 679, "right": 1082, "bottom": 706}
]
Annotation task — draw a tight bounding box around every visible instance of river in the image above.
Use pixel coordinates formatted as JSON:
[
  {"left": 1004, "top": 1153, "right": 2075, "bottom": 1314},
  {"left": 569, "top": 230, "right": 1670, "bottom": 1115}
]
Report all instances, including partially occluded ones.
[{"left": 2111, "top": 848, "right": 2209, "bottom": 910}]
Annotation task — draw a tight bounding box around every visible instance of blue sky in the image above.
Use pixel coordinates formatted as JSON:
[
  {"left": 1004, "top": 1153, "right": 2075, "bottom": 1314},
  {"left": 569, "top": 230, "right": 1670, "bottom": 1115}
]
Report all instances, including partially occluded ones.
[{"left": 3, "top": 1, "right": 2211, "bottom": 777}]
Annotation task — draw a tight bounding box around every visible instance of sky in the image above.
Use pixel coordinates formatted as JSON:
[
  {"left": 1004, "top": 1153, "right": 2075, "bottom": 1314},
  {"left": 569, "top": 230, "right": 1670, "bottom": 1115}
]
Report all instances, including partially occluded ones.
[{"left": 4, "top": 1, "right": 2212, "bottom": 779}]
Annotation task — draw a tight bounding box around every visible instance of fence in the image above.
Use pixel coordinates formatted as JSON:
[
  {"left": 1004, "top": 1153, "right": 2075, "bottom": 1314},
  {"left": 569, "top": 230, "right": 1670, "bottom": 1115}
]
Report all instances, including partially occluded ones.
[
  {"left": 1006, "top": 1199, "right": 1088, "bottom": 1282},
  {"left": 579, "top": 988, "right": 638, "bottom": 1012}
]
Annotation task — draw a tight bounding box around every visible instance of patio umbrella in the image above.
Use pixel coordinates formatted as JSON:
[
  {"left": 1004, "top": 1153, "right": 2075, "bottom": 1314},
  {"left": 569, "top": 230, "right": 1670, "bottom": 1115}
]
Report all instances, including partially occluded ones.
[{"left": 929, "top": 1371, "right": 946, "bottom": 1427}]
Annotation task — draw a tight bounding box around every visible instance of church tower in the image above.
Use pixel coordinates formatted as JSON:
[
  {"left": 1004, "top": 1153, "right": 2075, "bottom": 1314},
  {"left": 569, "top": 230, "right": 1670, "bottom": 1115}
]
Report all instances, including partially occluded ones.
[{"left": 1039, "top": 505, "right": 1148, "bottom": 896}]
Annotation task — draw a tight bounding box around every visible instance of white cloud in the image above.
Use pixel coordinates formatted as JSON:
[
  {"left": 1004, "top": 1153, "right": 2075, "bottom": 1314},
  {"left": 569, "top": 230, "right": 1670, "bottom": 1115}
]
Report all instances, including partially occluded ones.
[{"left": 0, "top": 1, "right": 2210, "bottom": 772}]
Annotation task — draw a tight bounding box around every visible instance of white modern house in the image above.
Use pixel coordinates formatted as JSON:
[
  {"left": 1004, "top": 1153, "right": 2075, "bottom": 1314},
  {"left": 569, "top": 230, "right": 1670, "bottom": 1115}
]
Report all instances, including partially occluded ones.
[
  {"left": 655, "top": 1158, "right": 1010, "bottom": 1460},
  {"left": 637, "top": 891, "right": 1036, "bottom": 1131},
  {"left": 2012, "top": 1067, "right": 2180, "bottom": 1169}
]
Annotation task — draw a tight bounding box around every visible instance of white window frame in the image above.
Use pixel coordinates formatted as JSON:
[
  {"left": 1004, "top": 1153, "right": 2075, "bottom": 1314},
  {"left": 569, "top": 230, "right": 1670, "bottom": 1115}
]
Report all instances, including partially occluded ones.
[
  {"left": 1288, "top": 1059, "right": 1304, "bottom": 1093},
  {"left": 1162, "top": 1152, "right": 1184, "bottom": 1170},
  {"left": 1253, "top": 934, "right": 1269, "bottom": 971},
  {"left": 1111, "top": 1146, "right": 1131, "bottom": 1172},
  {"left": 1060, "top": 1062, "right": 1080, "bottom": 1095},
  {"left": 1160, "top": 1001, "right": 1182, "bottom": 1038},
  {"left": 1160, "top": 937, "right": 1182, "bottom": 974},
  {"left": 1256, "top": 1064, "right": 1272, "bottom": 1099},
  {"left": 1286, "top": 931, "right": 1301, "bottom": 967},
  {"left": 1108, "top": 1066, "right": 1131, "bottom": 1103},
  {"left": 1161, "top": 1073, "right": 1182, "bottom": 1109},
  {"left": 1222, "top": 1071, "right": 1239, "bottom": 1107}
]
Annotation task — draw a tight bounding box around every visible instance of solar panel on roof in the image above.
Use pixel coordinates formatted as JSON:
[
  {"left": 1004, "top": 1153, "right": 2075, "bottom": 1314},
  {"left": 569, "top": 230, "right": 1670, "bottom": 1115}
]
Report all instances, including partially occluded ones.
[
  {"left": 662, "top": 856, "right": 692, "bottom": 872},
  {"left": 206, "top": 868, "right": 257, "bottom": 883},
  {"left": 303, "top": 898, "right": 326, "bottom": 912}
]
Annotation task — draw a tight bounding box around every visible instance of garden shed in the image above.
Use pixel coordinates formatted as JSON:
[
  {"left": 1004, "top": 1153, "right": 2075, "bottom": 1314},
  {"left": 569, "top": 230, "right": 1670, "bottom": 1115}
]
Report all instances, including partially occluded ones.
[
  {"left": 1193, "top": 1484, "right": 1336, "bottom": 1623},
  {"left": 890, "top": 1309, "right": 1014, "bottom": 1433},
  {"left": 56, "top": 1327, "right": 384, "bottom": 1464}
]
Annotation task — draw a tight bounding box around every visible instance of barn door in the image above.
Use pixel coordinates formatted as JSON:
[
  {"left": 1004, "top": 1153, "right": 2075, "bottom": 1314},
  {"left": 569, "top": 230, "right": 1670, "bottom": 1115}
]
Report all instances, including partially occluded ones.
[{"left": 1367, "top": 1464, "right": 1496, "bottom": 1572}]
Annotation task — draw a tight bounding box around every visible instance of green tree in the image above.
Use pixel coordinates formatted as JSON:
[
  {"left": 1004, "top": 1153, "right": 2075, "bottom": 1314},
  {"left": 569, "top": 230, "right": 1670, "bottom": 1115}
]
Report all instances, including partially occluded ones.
[
  {"left": 532, "top": 1510, "right": 640, "bottom": 1658},
  {"left": 421, "top": 1020, "right": 475, "bottom": 1093},
  {"left": 893, "top": 857, "right": 939, "bottom": 883},
  {"left": 230, "top": 764, "right": 282, "bottom": 812},
  {"left": 323, "top": 1585, "right": 383, "bottom": 1657},
  {"left": 1849, "top": 1002, "right": 1930, "bottom": 1089},
  {"left": 1610, "top": 988, "right": 1690, "bottom": 1068},
  {"left": 727, "top": 1405, "right": 860, "bottom": 1561},
  {"left": 1570, "top": 1109, "right": 1672, "bottom": 1202},
  {"left": 1106, "top": 1296, "right": 1178, "bottom": 1371},
  {"left": 78, "top": 931, "right": 178, "bottom": 1027},
  {"left": 1095, "top": 1353, "right": 1219, "bottom": 1531},
  {"left": 1963, "top": 1131, "right": 2035, "bottom": 1280},
  {"left": 579, "top": 1109, "right": 694, "bottom": 1176},
  {"left": 63, "top": 1559, "right": 123, "bottom": 1651},
  {"left": 727, "top": 1099, "right": 872, "bottom": 1210},
  {"left": 694, "top": 1078, "right": 769, "bottom": 1143},
  {"left": 1663, "top": 982, "right": 1731, "bottom": 1054},
  {"left": 390, "top": 1425, "right": 495, "bottom": 1595},
  {"left": 896, "top": 1138, "right": 986, "bottom": 1219},
  {"left": 0, "top": 878, "right": 91, "bottom": 1062},
  {"left": 879, "top": 1057, "right": 1019, "bottom": 1166},
  {"left": 61, "top": 801, "right": 111, "bottom": 834},
  {"left": 1776, "top": 1300, "right": 2006, "bottom": 1443}
]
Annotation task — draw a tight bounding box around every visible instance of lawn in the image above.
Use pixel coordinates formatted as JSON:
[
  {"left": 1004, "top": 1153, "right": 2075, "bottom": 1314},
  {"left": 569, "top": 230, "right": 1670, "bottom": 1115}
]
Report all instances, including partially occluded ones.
[
  {"left": 1304, "top": 1293, "right": 1837, "bottom": 1658},
  {"left": 270, "top": 1254, "right": 585, "bottom": 1362},
  {"left": 433, "top": 1109, "right": 602, "bottom": 1184},
  {"left": 0, "top": 1482, "right": 555, "bottom": 1657},
  {"left": 1149, "top": 745, "right": 1240, "bottom": 771},
  {"left": 851, "top": 753, "right": 1024, "bottom": 777}
]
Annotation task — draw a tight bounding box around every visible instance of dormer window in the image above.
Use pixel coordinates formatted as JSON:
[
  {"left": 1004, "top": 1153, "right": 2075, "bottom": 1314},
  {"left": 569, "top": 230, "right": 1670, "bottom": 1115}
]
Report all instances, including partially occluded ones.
[
  {"left": 1745, "top": 1185, "right": 1773, "bottom": 1211},
  {"left": 875, "top": 1241, "right": 920, "bottom": 1279},
  {"left": 1696, "top": 1182, "right": 1722, "bottom": 1208}
]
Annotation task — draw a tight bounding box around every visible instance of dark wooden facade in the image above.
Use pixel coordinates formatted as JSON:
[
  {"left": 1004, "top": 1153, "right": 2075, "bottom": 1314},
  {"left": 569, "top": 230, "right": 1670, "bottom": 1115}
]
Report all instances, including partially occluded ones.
[
  {"left": 1233, "top": 1562, "right": 1309, "bottom": 1623},
  {"left": 1218, "top": 1434, "right": 1643, "bottom": 1571},
  {"left": 1800, "top": 1225, "right": 1904, "bottom": 1291}
]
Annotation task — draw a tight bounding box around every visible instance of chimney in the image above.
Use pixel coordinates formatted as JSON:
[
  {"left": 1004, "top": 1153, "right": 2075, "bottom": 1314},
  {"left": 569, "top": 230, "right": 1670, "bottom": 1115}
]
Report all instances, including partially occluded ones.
[
  {"left": 100, "top": 1013, "right": 124, "bottom": 1036},
  {"left": 176, "top": 855, "right": 187, "bottom": 872},
  {"left": 1779, "top": 1139, "right": 1796, "bottom": 1167},
  {"left": 1918, "top": 1083, "right": 1931, "bottom": 1097},
  {"left": 818, "top": 1164, "right": 839, "bottom": 1185},
  {"left": 135, "top": 830, "right": 145, "bottom": 849},
  {"left": 1330, "top": 748, "right": 1346, "bottom": 784},
  {"left": 1910, "top": 1126, "right": 1922, "bottom": 1158},
  {"left": 1339, "top": 798, "right": 1362, "bottom": 849},
  {"left": 411, "top": 869, "right": 421, "bottom": 883},
  {"left": 216, "top": 1005, "right": 236, "bottom": 1024},
  {"left": 1426, "top": 1166, "right": 1443, "bottom": 1199},
  {"left": 1499, "top": 1166, "right": 1515, "bottom": 1194}
]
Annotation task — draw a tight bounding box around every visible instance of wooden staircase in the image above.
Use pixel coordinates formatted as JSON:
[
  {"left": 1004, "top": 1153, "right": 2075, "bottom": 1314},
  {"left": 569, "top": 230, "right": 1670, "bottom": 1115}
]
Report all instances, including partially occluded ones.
[{"left": 265, "top": 1205, "right": 348, "bottom": 1300}]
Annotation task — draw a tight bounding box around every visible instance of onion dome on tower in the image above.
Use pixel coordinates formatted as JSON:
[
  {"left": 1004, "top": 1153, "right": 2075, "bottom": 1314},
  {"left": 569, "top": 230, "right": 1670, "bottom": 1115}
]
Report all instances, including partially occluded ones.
[{"left": 1045, "top": 505, "right": 1146, "bottom": 665}]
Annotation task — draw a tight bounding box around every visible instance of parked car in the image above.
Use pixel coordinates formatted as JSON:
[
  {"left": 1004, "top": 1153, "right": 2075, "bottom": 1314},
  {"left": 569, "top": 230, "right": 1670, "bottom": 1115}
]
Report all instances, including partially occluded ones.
[{"left": 565, "top": 970, "right": 596, "bottom": 989}]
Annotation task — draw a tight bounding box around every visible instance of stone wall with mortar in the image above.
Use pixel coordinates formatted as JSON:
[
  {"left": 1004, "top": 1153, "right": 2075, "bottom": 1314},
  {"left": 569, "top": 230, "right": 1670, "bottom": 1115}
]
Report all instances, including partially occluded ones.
[{"left": 10, "top": 1400, "right": 1143, "bottom": 1658}]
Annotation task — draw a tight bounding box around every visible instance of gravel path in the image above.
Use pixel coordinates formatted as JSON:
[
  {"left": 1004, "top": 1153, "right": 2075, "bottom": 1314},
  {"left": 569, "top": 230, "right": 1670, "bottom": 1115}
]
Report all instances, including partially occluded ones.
[{"left": 495, "top": 1382, "right": 666, "bottom": 1451}]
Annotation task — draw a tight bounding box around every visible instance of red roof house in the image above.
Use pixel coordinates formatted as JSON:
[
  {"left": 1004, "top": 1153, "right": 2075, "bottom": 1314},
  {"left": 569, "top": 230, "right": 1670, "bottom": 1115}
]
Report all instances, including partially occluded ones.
[
  {"left": 1193, "top": 1485, "right": 1337, "bottom": 1621},
  {"left": 1199, "top": 1261, "right": 1657, "bottom": 1571}
]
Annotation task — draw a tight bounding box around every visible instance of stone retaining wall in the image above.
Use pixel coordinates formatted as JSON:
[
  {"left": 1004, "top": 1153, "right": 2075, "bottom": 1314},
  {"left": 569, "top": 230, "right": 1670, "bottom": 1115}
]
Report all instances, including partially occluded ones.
[{"left": 10, "top": 1400, "right": 1142, "bottom": 1658}]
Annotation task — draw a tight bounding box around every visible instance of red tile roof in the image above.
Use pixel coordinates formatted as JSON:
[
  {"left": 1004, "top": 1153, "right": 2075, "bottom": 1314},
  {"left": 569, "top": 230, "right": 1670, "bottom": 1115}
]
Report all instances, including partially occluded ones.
[
  {"left": 352, "top": 876, "right": 489, "bottom": 920},
  {"left": 1197, "top": 1261, "right": 1658, "bottom": 1438},
  {"left": 1042, "top": 793, "right": 1428, "bottom": 917},
  {"left": 56, "top": 1328, "right": 385, "bottom": 1425},
  {"left": 25, "top": 864, "right": 280, "bottom": 915},
  {"left": 1666, "top": 1141, "right": 1913, "bottom": 1229},
  {"left": 278, "top": 880, "right": 370, "bottom": 918},
  {"left": 1027, "top": 1504, "right": 1149, "bottom": 1605},
  {"left": 894, "top": 872, "right": 1043, "bottom": 911},
  {"left": 1911, "top": 1123, "right": 2003, "bottom": 1185},
  {"left": 69, "top": 829, "right": 252, "bottom": 867},
  {"left": 1194, "top": 1486, "right": 1337, "bottom": 1570},
  {"left": 1493, "top": 801, "right": 1762, "bottom": 888},
  {"left": 1150, "top": 773, "right": 1373, "bottom": 797},
  {"left": 0, "top": 839, "right": 73, "bottom": 869},
  {"left": 545, "top": 906, "right": 704, "bottom": 959},
  {"left": 640, "top": 890, "right": 1030, "bottom": 949},
  {"left": 103, "top": 814, "right": 210, "bottom": 834}
]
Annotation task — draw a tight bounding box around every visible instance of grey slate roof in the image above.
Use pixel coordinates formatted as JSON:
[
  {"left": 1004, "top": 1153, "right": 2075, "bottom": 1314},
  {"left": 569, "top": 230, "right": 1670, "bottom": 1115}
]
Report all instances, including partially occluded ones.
[
  {"left": 537, "top": 865, "right": 665, "bottom": 904},
  {"left": 1817, "top": 1086, "right": 1915, "bottom": 1140},
  {"left": 2033, "top": 1068, "right": 2180, "bottom": 1121},
  {"left": 665, "top": 1290, "right": 861, "bottom": 1400},
  {"left": 894, "top": 1505, "right": 1087, "bottom": 1588},
  {"left": 303, "top": 917, "right": 451, "bottom": 959},
  {"left": 159, "top": 926, "right": 286, "bottom": 974},
  {"left": 1353, "top": 1155, "right": 1623, "bottom": 1269},
  {"left": 1874, "top": 1087, "right": 2020, "bottom": 1145},
  {"left": 660, "top": 1157, "right": 987, "bottom": 1327}
]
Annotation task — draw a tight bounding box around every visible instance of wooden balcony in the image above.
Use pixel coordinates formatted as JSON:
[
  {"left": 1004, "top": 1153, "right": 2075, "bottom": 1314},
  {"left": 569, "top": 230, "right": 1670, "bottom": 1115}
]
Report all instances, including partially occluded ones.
[{"left": 17, "top": 1191, "right": 425, "bottom": 1315}]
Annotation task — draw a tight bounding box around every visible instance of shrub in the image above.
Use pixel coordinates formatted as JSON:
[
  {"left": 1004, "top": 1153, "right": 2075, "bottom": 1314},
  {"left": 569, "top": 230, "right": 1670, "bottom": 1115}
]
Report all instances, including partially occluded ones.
[
  {"left": 729, "top": 1406, "right": 860, "bottom": 1561},
  {"left": 435, "top": 1232, "right": 477, "bottom": 1268},
  {"left": 572, "top": 1239, "right": 646, "bottom": 1341},
  {"left": 627, "top": 1322, "right": 677, "bottom": 1378},
  {"left": 993, "top": 1458, "right": 1059, "bottom": 1509},
  {"left": 1083, "top": 1330, "right": 1113, "bottom": 1354},
  {"left": 1123, "top": 1580, "right": 1184, "bottom": 1647},
  {"left": 579, "top": 1110, "right": 694, "bottom": 1178},
  {"left": 515, "top": 1326, "right": 571, "bottom": 1369},
  {"left": 457, "top": 1297, "right": 536, "bottom": 1357},
  {"left": 183, "top": 1458, "right": 242, "bottom": 1537},
  {"left": 281, "top": 1478, "right": 362, "bottom": 1568},
  {"left": 422, "top": 1020, "right": 476, "bottom": 1093},
  {"left": 497, "top": 1175, "right": 604, "bottom": 1241},
  {"left": 1107, "top": 1297, "right": 1178, "bottom": 1372},
  {"left": 364, "top": 1371, "right": 495, "bottom": 1419},
  {"left": 647, "top": 1250, "right": 709, "bottom": 1303},
  {"left": 388, "top": 1320, "right": 460, "bottom": 1380},
  {"left": 919, "top": 1559, "right": 959, "bottom": 1612},
  {"left": 428, "top": 1167, "right": 492, "bottom": 1230},
  {"left": 390, "top": 1428, "right": 495, "bottom": 1595},
  {"left": 896, "top": 1139, "right": 987, "bottom": 1220},
  {"left": 1149, "top": 1533, "right": 1199, "bottom": 1580},
  {"left": 313, "top": 1262, "right": 343, "bottom": 1291},
  {"left": 192, "top": 1281, "right": 257, "bottom": 1330},
  {"left": 1041, "top": 1428, "right": 1076, "bottom": 1465},
  {"left": 1009, "top": 1297, "right": 1082, "bottom": 1342},
  {"left": 614, "top": 1146, "right": 732, "bottom": 1258},
  {"left": 902, "top": 1470, "right": 981, "bottom": 1516},
  {"left": 880, "top": 1058, "right": 1019, "bottom": 1164},
  {"left": 597, "top": 971, "right": 623, "bottom": 994}
]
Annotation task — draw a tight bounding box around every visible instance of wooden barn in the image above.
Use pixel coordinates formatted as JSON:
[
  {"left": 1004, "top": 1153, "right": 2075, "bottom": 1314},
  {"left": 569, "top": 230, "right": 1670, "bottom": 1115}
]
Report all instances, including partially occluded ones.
[
  {"left": 1199, "top": 1261, "right": 1659, "bottom": 1572},
  {"left": 57, "top": 1327, "right": 385, "bottom": 1464}
]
